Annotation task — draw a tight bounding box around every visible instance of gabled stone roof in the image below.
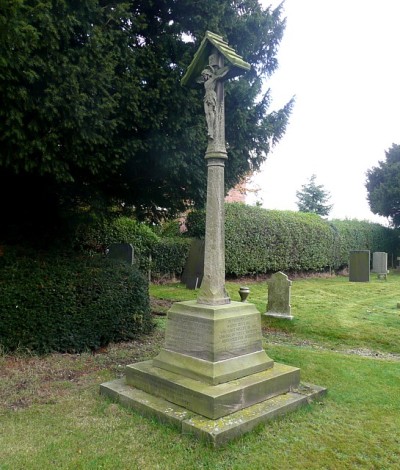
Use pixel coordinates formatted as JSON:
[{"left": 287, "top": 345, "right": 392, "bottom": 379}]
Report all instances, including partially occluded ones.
[{"left": 181, "top": 31, "right": 251, "bottom": 87}]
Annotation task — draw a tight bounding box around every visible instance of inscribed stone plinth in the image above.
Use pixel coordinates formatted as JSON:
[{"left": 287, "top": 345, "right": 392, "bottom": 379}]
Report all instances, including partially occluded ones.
[
  {"left": 181, "top": 239, "right": 205, "bottom": 289},
  {"left": 153, "top": 301, "right": 273, "bottom": 385},
  {"left": 108, "top": 243, "right": 134, "bottom": 265},
  {"left": 349, "top": 250, "right": 370, "bottom": 282},
  {"left": 372, "top": 252, "right": 388, "bottom": 278},
  {"left": 264, "top": 272, "right": 293, "bottom": 320}
]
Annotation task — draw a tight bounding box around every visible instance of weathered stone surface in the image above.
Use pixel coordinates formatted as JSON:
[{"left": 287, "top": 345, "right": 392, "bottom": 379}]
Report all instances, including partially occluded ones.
[
  {"left": 197, "top": 159, "right": 230, "bottom": 305},
  {"left": 153, "top": 300, "right": 273, "bottom": 384},
  {"left": 349, "top": 250, "right": 370, "bottom": 282},
  {"left": 181, "top": 31, "right": 250, "bottom": 88},
  {"left": 100, "top": 378, "right": 327, "bottom": 447},
  {"left": 265, "top": 271, "right": 293, "bottom": 320},
  {"left": 125, "top": 360, "right": 299, "bottom": 420},
  {"left": 100, "top": 378, "right": 195, "bottom": 427},
  {"left": 372, "top": 252, "right": 388, "bottom": 278}
]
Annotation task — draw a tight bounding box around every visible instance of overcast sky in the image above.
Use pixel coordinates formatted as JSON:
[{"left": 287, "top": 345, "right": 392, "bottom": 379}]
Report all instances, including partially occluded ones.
[{"left": 247, "top": 0, "right": 400, "bottom": 224}]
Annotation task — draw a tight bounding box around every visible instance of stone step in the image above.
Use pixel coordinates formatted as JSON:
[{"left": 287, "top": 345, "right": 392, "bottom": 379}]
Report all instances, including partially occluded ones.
[
  {"left": 100, "top": 378, "right": 327, "bottom": 447},
  {"left": 125, "top": 360, "right": 300, "bottom": 419}
]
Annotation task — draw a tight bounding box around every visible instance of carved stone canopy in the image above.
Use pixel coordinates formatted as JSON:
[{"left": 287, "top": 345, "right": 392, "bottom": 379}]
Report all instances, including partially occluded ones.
[{"left": 181, "top": 31, "right": 251, "bottom": 87}]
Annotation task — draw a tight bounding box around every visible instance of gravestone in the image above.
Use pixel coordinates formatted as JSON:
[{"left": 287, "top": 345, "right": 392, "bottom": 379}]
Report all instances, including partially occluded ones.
[
  {"left": 372, "top": 252, "right": 388, "bottom": 279},
  {"left": 108, "top": 243, "right": 134, "bottom": 265},
  {"left": 181, "top": 239, "right": 205, "bottom": 289},
  {"left": 100, "top": 31, "right": 326, "bottom": 446},
  {"left": 264, "top": 272, "right": 293, "bottom": 320},
  {"left": 349, "top": 250, "right": 370, "bottom": 282}
]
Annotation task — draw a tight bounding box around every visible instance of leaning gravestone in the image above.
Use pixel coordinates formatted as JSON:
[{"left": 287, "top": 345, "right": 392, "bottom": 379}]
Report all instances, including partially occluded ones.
[
  {"left": 108, "top": 243, "right": 134, "bottom": 265},
  {"left": 181, "top": 239, "right": 205, "bottom": 289},
  {"left": 265, "top": 272, "right": 293, "bottom": 320},
  {"left": 349, "top": 250, "right": 370, "bottom": 282},
  {"left": 372, "top": 251, "right": 388, "bottom": 279},
  {"left": 100, "top": 31, "right": 326, "bottom": 446}
]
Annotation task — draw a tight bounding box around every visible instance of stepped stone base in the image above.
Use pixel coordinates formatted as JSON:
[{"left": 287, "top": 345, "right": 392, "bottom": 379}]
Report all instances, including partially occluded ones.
[
  {"left": 100, "top": 299, "right": 327, "bottom": 445},
  {"left": 125, "top": 360, "right": 300, "bottom": 419},
  {"left": 100, "top": 378, "right": 326, "bottom": 446}
]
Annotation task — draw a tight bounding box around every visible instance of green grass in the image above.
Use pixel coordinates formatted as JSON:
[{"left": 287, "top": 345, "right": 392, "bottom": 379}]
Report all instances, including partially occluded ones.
[
  {"left": 1, "top": 273, "right": 400, "bottom": 469},
  {"left": 152, "top": 273, "right": 400, "bottom": 355}
]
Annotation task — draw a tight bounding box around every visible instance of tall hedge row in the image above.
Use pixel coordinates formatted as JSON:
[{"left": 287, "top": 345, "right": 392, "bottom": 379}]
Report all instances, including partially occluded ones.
[
  {"left": 70, "top": 206, "right": 398, "bottom": 279},
  {"left": 224, "top": 205, "right": 335, "bottom": 275},
  {"left": 0, "top": 250, "right": 153, "bottom": 353},
  {"left": 186, "top": 204, "right": 399, "bottom": 276}
]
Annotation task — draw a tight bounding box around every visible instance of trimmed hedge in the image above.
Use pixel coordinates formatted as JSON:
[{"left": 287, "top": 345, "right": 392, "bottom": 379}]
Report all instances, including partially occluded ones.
[
  {"left": 185, "top": 204, "right": 399, "bottom": 276},
  {"left": 330, "top": 219, "right": 398, "bottom": 268},
  {"left": 0, "top": 250, "right": 153, "bottom": 354},
  {"left": 151, "top": 237, "right": 191, "bottom": 279},
  {"left": 73, "top": 216, "right": 159, "bottom": 271},
  {"left": 224, "top": 205, "right": 335, "bottom": 275},
  {"left": 73, "top": 216, "right": 190, "bottom": 279}
]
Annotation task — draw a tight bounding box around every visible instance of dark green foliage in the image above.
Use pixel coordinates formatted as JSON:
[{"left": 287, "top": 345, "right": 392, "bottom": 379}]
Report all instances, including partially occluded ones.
[
  {"left": 185, "top": 209, "right": 206, "bottom": 239},
  {"left": 73, "top": 215, "right": 190, "bottom": 277},
  {"left": 0, "top": 0, "right": 292, "bottom": 238},
  {"left": 0, "top": 250, "right": 153, "bottom": 354},
  {"left": 73, "top": 216, "right": 159, "bottom": 270},
  {"left": 330, "top": 219, "right": 398, "bottom": 268},
  {"left": 186, "top": 204, "right": 399, "bottom": 276},
  {"left": 151, "top": 238, "right": 192, "bottom": 279},
  {"left": 225, "top": 204, "right": 334, "bottom": 275},
  {"left": 296, "top": 174, "right": 332, "bottom": 217},
  {"left": 366, "top": 144, "right": 400, "bottom": 226},
  {"left": 153, "top": 220, "right": 184, "bottom": 238}
]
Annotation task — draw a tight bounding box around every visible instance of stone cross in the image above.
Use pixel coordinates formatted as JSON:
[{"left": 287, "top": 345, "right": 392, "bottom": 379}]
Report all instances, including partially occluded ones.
[{"left": 181, "top": 31, "right": 250, "bottom": 306}]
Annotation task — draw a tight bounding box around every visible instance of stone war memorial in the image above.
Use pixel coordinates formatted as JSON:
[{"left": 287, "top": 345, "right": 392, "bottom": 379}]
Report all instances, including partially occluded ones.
[{"left": 100, "top": 31, "right": 326, "bottom": 446}]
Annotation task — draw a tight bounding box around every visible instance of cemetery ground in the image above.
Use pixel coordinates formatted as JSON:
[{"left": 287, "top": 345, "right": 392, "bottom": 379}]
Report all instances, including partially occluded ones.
[{"left": 1, "top": 273, "right": 400, "bottom": 469}]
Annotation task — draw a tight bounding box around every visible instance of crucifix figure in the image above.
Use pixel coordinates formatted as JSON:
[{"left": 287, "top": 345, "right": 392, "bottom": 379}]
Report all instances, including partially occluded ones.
[{"left": 199, "top": 64, "right": 229, "bottom": 140}]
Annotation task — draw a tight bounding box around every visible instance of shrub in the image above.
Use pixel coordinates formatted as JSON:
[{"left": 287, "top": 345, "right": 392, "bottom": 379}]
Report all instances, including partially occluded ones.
[
  {"left": 151, "top": 237, "right": 192, "bottom": 279},
  {"left": 185, "top": 209, "right": 206, "bottom": 239},
  {"left": 0, "top": 249, "right": 153, "bottom": 354},
  {"left": 153, "top": 219, "right": 184, "bottom": 238},
  {"left": 73, "top": 216, "right": 159, "bottom": 271}
]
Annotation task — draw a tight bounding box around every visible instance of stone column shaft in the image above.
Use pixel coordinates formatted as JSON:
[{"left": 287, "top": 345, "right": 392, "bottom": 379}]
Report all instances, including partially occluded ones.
[{"left": 197, "top": 158, "right": 230, "bottom": 305}]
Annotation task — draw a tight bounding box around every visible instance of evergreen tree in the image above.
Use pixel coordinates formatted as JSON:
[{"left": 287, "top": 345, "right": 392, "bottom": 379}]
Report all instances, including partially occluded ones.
[
  {"left": 296, "top": 175, "right": 332, "bottom": 217},
  {"left": 366, "top": 144, "right": 400, "bottom": 226},
  {"left": 0, "top": 0, "right": 293, "bottom": 241}
]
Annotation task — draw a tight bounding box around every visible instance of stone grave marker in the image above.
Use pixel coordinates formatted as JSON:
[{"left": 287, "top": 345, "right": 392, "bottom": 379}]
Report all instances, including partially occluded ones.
[
  {"left": 372, "top": 251, "right": 388, "bottom": 279},
  {"left": 349, "top": 250, "right": 370, "bottom": 282},
  {"left": 108, "top": 243, "right": 134, "bottom": 265},
  {"left": 264, "top": 271, "right": 293, "bottom": 320},
  {"left": 181, "top": 239, "right": 205, "bottom": 289}
]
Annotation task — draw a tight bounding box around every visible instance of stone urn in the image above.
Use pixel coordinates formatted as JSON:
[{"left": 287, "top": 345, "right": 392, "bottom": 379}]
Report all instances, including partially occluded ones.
[{"left": 239, "top": 286, "right": 250, "bottom": 302}]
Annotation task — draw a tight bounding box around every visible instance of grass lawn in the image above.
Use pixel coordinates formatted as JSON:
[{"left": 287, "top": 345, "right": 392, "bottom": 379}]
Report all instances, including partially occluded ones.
[{"left": 1, "top": 272, "right": 400, "bottom": 469}]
